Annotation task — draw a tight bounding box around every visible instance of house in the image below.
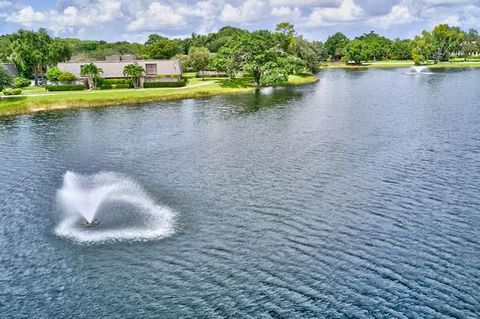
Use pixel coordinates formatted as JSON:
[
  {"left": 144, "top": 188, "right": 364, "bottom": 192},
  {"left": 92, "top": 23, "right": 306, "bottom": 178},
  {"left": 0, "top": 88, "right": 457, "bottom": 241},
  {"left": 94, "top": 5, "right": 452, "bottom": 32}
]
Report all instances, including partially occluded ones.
[
  {"left": 0, "top": 63, "right": 19, "bottom": 77},
  {"left": 57, "top": 55, "right": 182, "bottom": 86}
]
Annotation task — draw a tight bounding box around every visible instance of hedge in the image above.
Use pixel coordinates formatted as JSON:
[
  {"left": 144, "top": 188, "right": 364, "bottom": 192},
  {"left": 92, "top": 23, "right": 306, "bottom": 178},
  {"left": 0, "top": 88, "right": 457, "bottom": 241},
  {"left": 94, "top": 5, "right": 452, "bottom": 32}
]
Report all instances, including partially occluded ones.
[
  {"left": 46, "top": 84, "right": 85, "bottom": 91},
  {"left": 100, "top": 83, "right": 131, "bottom": 90},
  {"left": 3, "top": 88, "right": 22, "bottom": 96},
  {"left": 144, "top": 79, "right": 187, "bottom": 88},
  {"left": 14, "top": 77, "right": 31, "bottom": 88}
]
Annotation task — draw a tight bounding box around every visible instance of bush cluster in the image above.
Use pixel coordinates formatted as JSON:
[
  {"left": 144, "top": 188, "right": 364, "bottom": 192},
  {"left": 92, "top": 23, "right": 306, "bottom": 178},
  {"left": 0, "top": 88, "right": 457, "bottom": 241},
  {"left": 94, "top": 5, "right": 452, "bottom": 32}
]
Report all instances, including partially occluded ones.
[
  {"left": 100, "top": 83, "right": 131, "bottom": 90},
  {"left": 3, "top": 88, "right": 22, "bottom": 95},
  {"left": 45, "top": 84, "right": 85, "bottom": 91},
  {"left": 14, "top": 77, "right": 31, "bottom": 88},
  {"left": 143, "top": 79, "right": 187, "bottom": 88}
]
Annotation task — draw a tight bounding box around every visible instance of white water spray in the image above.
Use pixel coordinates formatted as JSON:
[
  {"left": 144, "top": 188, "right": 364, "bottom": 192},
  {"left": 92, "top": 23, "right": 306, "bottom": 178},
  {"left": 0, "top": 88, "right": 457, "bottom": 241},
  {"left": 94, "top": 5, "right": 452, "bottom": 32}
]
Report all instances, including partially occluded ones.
[{"left": 55, "top": 171, "right": 175, "bottom": 243}]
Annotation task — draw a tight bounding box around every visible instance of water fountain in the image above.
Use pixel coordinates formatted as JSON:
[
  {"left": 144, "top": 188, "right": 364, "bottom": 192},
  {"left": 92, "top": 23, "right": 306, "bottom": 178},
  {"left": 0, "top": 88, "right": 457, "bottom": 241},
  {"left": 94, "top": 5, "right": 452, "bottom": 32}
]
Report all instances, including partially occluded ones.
[
  {"left": 406, "top": 65, "right": 433, "bottom": 75},
  {"left": 55, "top": 171, "right": 175, "bottom": 243}
]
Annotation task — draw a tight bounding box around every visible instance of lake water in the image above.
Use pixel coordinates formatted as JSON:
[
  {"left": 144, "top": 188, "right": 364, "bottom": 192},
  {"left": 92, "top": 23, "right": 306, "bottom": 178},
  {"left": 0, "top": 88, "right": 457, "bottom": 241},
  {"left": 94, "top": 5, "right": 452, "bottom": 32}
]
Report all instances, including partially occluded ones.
[{"left": 1, "top": 69, "right": 480, "bottom": 318}]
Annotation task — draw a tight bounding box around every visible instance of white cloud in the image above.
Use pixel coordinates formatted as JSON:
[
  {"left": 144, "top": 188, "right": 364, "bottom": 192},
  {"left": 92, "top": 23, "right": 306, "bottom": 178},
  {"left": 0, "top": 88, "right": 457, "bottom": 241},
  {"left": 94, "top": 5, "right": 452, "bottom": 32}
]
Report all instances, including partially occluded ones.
[
  {"left": 271, "top": 6, "right": 302, "bottom": 18},
  {"left": 6, "top": 1, "right": 123, "bottom": 33},
  {"left": 0, "top": 0, "right": 12, "bottom": 9},
  {"left": 305, "top": 0, "right": 364, "bottom": 26},
  {"left": 127, "top": 2, "right": 186, "bottom": 31},
  {"left": 369, "top": 4, "right": 416, "bottom": 28},
  {"left": 6, "top": 6, "right": 46, "bottom": 25},
  {"left": 220, "top": 0, "right": 269, "bottom": 23},
  {"left": 270, "top": 0, "right": 342, "bottom": 7}
]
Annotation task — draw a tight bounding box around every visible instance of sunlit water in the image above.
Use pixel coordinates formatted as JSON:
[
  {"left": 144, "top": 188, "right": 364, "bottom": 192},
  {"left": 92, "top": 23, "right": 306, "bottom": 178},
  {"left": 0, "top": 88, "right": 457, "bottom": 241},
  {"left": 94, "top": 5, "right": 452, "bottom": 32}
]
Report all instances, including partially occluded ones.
[{"left": 1, "top": 68, "right": 480, "bottom": 317}]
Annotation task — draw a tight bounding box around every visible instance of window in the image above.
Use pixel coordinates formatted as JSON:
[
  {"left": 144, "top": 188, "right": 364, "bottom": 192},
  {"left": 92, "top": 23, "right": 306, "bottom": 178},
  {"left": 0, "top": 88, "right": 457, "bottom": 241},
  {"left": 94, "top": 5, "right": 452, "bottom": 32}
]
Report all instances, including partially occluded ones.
[{"left": 145, "top": 64, "right": 157, "bottom": 75}]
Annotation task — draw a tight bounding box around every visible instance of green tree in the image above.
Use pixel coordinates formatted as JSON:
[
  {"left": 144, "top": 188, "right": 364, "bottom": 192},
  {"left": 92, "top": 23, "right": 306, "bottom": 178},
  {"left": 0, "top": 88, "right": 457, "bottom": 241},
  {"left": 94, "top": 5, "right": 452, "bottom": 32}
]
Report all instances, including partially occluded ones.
[
  {"left": 123, "top": 64, "right": 144, "bottom": 89},
  {"left": 0, "top": 66, "right": 14, "bottom": 91},
  {"left": 187, "top": 47, "right": 211, "bottom": 79},
  {"left": 228, "top": 30, "right": 280, "bottom": 86},
  {"left": 146, "top": 38, "right": 181, "bottom": 59},
  {"left": 421, "top": 24, "right": 465, "bottom": 63},
  {"left": 46, "top": 66, "right": 62, "bottom": 81},
  {"left": 209, "top": 47, "right": 239, "bottom": 79},
  {"left": 356, "top": 31, "right": 392, "bottom": 61},
  {"left": 325, "top": 32, "right": 350, "bottom": 61},
  {"left": 11, "top": 29, "right": 52, "bottom": 85},
  {"left": 344, "top": 39, "right": 369, "bottom": 65},
  {"left": 412, "top": 31, "right": 433, "bottom": 65},
  {"left": 49, "top": 39, "right": 72, "bottom": 65},
  {"left": 80, "top": 63, "right": 103, "bottom": 89},
  {"left": 260, "top": 62, "right": 288, "bottom": 86},
  {"left": 293, "top": 36, "right": 323, "bottom": 72},
  {"left": 390, "top": 39, "right": 414, "bottom": 60},
  {"left": 58, "top": 71, "right": 76, "bottom": 83}
]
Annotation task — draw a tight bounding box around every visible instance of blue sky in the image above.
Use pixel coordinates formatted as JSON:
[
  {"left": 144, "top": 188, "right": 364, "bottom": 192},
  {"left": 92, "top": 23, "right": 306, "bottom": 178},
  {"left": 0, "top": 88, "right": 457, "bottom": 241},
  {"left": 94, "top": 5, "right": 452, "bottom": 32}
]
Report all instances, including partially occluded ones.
[{"left": 1, "top": 0, "right": 479, "bottom": 42}]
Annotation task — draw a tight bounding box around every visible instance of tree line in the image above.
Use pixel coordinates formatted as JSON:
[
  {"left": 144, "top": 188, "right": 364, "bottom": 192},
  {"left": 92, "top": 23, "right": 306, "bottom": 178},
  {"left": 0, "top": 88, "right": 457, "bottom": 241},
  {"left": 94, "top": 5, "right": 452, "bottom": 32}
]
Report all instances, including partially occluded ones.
[{"left": 1, "top": 23, "right": 479, "bottom": 88}]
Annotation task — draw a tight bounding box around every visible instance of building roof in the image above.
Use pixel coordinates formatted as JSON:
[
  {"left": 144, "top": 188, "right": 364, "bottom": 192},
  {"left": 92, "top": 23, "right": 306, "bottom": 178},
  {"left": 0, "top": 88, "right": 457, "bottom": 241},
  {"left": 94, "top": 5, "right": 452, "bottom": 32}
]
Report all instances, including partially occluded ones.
[
  {"left": 0, "top": 63, "right": 19, "bottom": 77},
  {"left": 57, "top": 60, "right": 182, "bottom": 78}
]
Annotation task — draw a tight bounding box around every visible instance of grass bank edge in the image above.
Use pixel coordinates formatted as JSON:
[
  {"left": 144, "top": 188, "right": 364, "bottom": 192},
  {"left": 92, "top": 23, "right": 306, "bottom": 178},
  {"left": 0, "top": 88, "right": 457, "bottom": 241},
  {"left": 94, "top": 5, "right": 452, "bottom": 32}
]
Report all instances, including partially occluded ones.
[{"left": 0, "top": 74, "right": 318, "bottom": 117}]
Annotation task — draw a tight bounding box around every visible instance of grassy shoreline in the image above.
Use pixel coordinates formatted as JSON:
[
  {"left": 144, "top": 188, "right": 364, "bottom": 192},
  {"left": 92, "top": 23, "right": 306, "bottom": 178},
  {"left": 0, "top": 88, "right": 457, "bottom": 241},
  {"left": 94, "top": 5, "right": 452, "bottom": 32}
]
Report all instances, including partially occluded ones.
[
  {"left": 320, "top": 60, "right": 480, "bottom": 69},
  {"left": 0, "top": 74, "right": 318, "bottom": 117}
]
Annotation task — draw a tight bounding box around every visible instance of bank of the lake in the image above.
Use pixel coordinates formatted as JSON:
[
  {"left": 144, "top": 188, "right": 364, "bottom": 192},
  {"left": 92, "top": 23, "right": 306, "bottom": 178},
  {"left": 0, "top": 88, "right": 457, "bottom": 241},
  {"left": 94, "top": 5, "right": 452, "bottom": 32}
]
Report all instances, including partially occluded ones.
[
  {"left": 0, "top": 74, "right": 318, "bottom": 117},
  {"left": 321, "top": 60, "right": 480, "bottom": 69}
]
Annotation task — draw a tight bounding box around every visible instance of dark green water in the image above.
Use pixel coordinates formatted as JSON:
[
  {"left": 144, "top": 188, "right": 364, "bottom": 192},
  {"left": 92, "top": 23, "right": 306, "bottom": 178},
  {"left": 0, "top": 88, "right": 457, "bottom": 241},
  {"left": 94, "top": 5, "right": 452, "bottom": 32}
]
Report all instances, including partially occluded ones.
[{"left": 1, "top": 69, "right": 480, "bottom": 318}]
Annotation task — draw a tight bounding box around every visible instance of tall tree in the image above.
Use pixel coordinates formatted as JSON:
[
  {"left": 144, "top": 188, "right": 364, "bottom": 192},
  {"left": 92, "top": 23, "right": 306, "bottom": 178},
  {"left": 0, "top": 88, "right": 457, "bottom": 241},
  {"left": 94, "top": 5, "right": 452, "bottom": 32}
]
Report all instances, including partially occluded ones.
[
  {"left": 325, "top": 32, "right": 350, "bottom": 61},
  {"left": 344, "top": 39, "right": 369, "bottom": 65},
  {"left": 187, "top": 47, "right": 211, "bottom": 79},
  {"left": 146, "top": 38, "right": 182, "bottom": 59},
  {"left": 123, "top": 64, "right": 144, "bottom": 88},
  {"left": 80, "top": 63, "right": 103, "bottom": 89},
  {"left": 0, "top": 66, "right": 14, "bottom": 91},
  {"left": 11, "top": 29, "right": 52, "bottom": 85}
]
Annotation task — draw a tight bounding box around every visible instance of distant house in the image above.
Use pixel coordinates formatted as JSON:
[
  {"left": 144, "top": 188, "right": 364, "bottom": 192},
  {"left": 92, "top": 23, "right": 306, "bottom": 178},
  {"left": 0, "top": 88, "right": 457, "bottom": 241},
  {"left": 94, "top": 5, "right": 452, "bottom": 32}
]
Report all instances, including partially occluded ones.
[
  {"left": 0, "top": 63, "right": 19, "bottom": 77},
  {"left": 57, "top": 55, "right": 182, "bottom": 86}
]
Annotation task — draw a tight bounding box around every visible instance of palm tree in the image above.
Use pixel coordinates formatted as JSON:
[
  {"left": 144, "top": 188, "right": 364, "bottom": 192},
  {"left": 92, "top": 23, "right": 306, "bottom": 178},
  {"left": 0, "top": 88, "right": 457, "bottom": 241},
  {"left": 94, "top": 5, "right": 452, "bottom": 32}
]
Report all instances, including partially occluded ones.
[
  {"left": 123, "top": 64, "right": 145, "bottom": 89},
  {"left": 80, "top": 63, "right": 103, "bottom": 89}
]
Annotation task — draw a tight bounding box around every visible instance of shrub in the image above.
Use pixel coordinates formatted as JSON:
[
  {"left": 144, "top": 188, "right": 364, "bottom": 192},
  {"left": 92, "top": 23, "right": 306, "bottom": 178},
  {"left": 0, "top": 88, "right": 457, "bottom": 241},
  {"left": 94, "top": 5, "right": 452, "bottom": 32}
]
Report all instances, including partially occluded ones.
[
  {"left": 14, "top": 77, "right": 31, "bottom": 88},
  {"left": 100, "top": 83, "right": 131, "bottom": 90},
  {"left": 45, "top": 84, "right": 85, "bottom": 91},
  {"left": 144, "top": 79, "right": 187, "bottom": 88},
  {"left": 3, "top": 88, "right": 22, "bottom": 95},
  {"left": 58, "top": 72, "right": 76, "bottom": 83},
  {"left": 46, "top": 67, "right": 62, "bottom": 81}
]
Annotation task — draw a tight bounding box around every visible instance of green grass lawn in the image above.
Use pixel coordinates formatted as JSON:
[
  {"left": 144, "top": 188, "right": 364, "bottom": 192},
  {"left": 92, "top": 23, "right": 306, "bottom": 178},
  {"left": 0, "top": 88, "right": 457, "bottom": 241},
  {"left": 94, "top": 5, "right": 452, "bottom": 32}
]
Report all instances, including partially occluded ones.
[{"left": 0, "top": 73, "right": 317, "bottom": 116}]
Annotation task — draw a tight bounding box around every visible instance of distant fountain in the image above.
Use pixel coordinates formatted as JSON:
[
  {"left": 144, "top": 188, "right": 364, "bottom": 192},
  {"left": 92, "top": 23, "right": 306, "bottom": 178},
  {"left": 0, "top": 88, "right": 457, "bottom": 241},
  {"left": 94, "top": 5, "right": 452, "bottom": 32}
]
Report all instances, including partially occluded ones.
[
  {"left": 55, "top": 171, "right": 175, "bottom": 243},
  {"left": 405, "top": 65, "right": 434, "bottom": 75},
  {"left": 412, "top": 66, "right": 428, "bottom": 74}
]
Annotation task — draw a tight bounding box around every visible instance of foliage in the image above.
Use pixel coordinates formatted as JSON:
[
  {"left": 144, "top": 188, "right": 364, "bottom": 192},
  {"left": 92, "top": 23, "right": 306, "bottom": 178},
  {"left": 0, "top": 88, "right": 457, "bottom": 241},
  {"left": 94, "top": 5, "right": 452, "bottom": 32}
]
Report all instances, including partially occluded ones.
[
  {"left": 80, "top": 63, "right": 103, "bottom": 89},
  {"left": 58, "top": 71, "right": 76, "bottom": 83},
  {"left": 146, "top": 38, "right": 182, "bottom": 59},
  {"left": 100, "top": 83, "right": 131, "bottom": 90},
  {"left": 390, "top": 39, "right": 414, "bottom": 60},
  {"left": 187, "top": 47, "right": 211, "bottom": 78},
  {"left": 430, "top": 24, "right": 465, "bottom": 62},
  {"left": 14, "top": 77, "right": 30, "bottom": 88},
  {"left": 292, "top": 36, "right": 325, "bottom": 72},
  {"left": 123, "top": 64, "right": 145, "bottom": 88},
  {"left": 355, "top": 31, "right": 392, "bottom": 61},
  {"left": 10, "top": 29, "right": 51, "bottom": 84},
  {"left": 144, "top": 79, "right": 187, "bottom": 88},
  {"left": 0, "top": 67, "right": 14, "bottom": 90},
  {"left": 45, "top": 84, "right": 85, "bottom": 91},
  {"left": 325, "top": 32, "right": 350, "bottom": 61},
  {"left": 46, "top": 66, "right": 62, "bottom": 81},
  {"left": 344, "top": 39, "right": 369, "bottom": 65},
  {"left": 260, "top": 62, "right": 289, "bottom": 86},
  {"left": 3, "top": 88, "right": 22, "bottom": 95}
]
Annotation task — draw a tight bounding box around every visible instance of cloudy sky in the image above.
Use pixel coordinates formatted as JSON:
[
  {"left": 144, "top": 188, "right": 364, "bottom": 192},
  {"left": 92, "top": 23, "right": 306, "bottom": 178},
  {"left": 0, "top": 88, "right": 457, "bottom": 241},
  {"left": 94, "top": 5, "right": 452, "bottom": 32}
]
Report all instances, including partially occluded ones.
[{"left": 0, "top": 0, "right": 479, "bottom": 42}]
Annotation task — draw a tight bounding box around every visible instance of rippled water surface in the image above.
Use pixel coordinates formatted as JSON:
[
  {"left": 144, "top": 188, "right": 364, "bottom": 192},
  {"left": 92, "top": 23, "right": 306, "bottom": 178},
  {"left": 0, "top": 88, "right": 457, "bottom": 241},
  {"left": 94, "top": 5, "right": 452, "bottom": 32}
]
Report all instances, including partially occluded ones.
[{"left": 2, "top": 69, "right": 480, "bottom": 318}]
